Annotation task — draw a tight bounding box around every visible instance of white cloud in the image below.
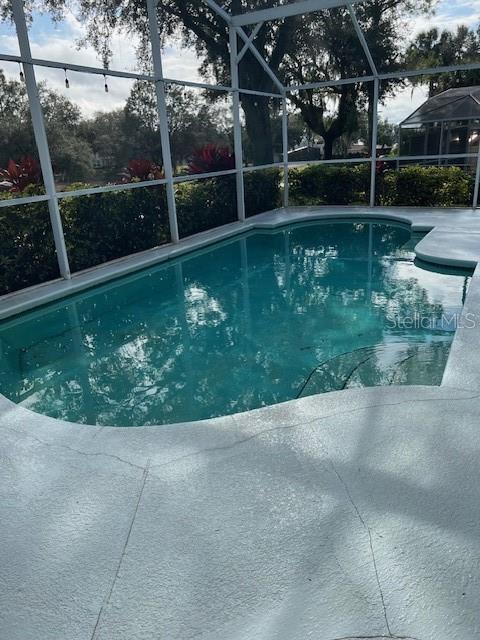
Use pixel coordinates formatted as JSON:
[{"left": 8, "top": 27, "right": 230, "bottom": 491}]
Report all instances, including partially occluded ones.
[
  {"left": 405, "top": 0, "right": 479, "bottom": 39},
  {"left": 380, "top": 84, "right": 429, "bottom": 125},
  {"left": 162, "top": 43, "right": 203, "bottom": 83},
  {"left": 0, "top": 31, "right": 19, "bottom": 56},
  {"left": 34, "top": 65, "right": 135, "bottom": 117},
  {"left": 27, "top": 9, "right": 146, "bottom": 73}
]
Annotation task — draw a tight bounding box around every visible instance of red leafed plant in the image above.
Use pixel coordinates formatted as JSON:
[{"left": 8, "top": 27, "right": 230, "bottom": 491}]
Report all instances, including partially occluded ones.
[
  {"left": 0, "top": 156, "right": 42, "bottom": 192},
  {"left": 187, "top": 144, "right": 235, "bottom": 174},
  {"left": 120, "top": 159, "right": 164, "bottom": 183}
]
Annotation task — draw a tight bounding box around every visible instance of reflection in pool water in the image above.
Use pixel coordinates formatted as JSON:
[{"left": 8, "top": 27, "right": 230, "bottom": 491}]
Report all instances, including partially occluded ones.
[{"left": 0, "top": 221, "right": 472, "bottom": 426}]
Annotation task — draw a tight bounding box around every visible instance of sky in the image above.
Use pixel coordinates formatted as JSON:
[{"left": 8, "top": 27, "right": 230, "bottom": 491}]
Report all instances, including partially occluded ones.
[{"left": 0, "top": 0, "right": 478, "bottom": 125}]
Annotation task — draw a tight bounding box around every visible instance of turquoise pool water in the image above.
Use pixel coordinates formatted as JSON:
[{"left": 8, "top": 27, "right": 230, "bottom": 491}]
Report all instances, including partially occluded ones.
[{"left": 0, "top": 220, "right": 471, "bottom": 426}]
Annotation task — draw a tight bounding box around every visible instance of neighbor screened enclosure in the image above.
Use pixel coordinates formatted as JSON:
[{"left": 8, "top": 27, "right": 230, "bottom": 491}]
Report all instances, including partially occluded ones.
[{"left": 1, "top": 0, "right": 480, "bottom": 296}]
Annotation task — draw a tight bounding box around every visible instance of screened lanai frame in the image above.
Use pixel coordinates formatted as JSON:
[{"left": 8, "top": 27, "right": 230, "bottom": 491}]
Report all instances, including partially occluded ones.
[{"left": 1, "top": 0, "right": 480, "bottom": 284}]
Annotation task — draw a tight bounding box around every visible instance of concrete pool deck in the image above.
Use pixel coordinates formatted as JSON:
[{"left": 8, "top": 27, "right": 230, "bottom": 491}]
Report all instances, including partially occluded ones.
[{"left": 1, "top": 206, "right": 480, "bottom": 640}]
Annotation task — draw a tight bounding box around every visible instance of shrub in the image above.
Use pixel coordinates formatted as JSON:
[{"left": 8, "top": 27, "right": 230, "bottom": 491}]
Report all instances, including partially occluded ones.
[
  {"left": 288, "top": 163, "right": 474, "bottom": 207},
  {"left": 0, "top": 156, "right": 42, "bottom": 193},
  {"left": 176, "top": 175, "right": 237, "bottom": 238},
  {"left": 377, "top": 165, "right": 474, "bottom": 207},
  {"left": 244, "top": 169, "right": 281, "bottom": 217},
  {"left": 59, "top": 184, "right": 170, "bottom": 272},
  {"left": 176, "top": 168, "right": 282, "bottom": 234},
  {"left": 187, "top": 144, "right": 235, "bottom": 175},
  {"left": 289, "top": 164, "right": 370, "bottom": 205},
  {"left": 119, "top": 159, "right": 164, "bottom": 183},
  {"left": 0, "top": 195, "right": 59, "bottom": 295}
]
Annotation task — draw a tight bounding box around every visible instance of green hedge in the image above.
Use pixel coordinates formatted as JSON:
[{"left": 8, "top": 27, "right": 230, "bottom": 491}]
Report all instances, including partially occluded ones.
[
  {"left": 176, "top": 175, "right": 237, "bottom": 238},
  {"left": 0, "top": 199, "right": 60, "bottom": 294},
  {"left": 377, "top": 165, "right": 474, "bottom": 207},
  {"left": 244, "top": 169, "right": 282, "bottom": 217},
  {"left": 175, "top": 170, "right": 282, "bottom": 235},
  {"left": 289, "top": 164, "right": 370, "bottom": 205},
  {"left": 61, "top": 184, "right": 170, "bottom": 272},
  {"left": 289, "top": 164, "right": 474, "bottom": 207},
  {"left": 289, "top": 163, "right": 475, "bottom": 208}
]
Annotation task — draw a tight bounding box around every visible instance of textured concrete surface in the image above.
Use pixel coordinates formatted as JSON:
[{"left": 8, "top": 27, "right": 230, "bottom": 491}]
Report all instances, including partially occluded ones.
[{"left": 1, "top": 206, "right": 480, "bottom": 640}]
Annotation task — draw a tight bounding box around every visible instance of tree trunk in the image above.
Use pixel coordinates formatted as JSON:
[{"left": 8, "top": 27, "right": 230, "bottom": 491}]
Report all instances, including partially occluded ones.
[
  {"left": 323, "top": 135, "right": 334, "bottom": 160},
  {"left": 240, "top": 93, "right": 274, "bottom": 166}
]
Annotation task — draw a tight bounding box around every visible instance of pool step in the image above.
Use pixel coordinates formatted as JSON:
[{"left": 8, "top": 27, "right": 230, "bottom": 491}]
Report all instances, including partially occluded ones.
[{"left": 297, "top": 339, "right": 451, "bottom": 397}]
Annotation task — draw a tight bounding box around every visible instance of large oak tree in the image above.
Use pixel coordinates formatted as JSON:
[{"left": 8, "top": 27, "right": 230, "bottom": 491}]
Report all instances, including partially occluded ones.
[{"left": 0, "top": 0, "right": 448, "bottom": 161}]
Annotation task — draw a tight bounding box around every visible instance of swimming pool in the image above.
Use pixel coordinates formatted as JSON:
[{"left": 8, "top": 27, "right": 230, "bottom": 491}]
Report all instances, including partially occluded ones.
[{"left": 0, "top": 220, "right": 471, "bottom": 426}]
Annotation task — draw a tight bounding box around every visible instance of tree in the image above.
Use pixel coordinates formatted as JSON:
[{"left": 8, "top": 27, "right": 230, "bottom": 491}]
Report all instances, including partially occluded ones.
[
  {"left": 123, "top": 81, "right": 169, "bottom": 166},
  {"left": 377, "top": 119, "right": 398, "bottom": 147},
  {"left": 405, "top": 25, "right": 480, "bottom": 96},
  {"left": 151, "top": 0, "right": 434, "bottom": 160},
  {"left": 49, "top": 135, "right": 94, "bottom": 182},
  {"left": 0, "top": 65, "right": 234, "bottom": 182},
  {"left": 282, "top": 7, "right": 364, "bottom": 159},
  {"left": 0, "top": 70, "right": 130, "bottom": 182},
  {"left": 0, "top": 69, "right": 95, "bottom": 179},
  {"left": 0, "top": 69, "right": 35, "bottom": 166},
  {"left": 39, "top": 87, "right": 95, "bottom": 181},
  {"left": 0, "top": 1, "right": 453, "bottom": 164},
  {"left": 0, "top": 1, "right": 304, "bottom": 164},
  {"left": 272, "top": 112, "right": 304, "bottom": 152},
  {"left": 126, "top": 82, "right": 232, "bottom": 170},
  {"left": 281, "top": 0, "right": 436, "bottom": 158}
]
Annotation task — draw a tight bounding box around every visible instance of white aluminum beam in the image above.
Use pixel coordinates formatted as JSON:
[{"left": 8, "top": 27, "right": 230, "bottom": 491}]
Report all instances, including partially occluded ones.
[
  {"left": 289, "top": 153, "right": 479, "bottom": 170},
  {"left": 0, "top": 53, "right": 21, "bottom": 63},
  {"left": 232, "top": 0, "right": 363, "bottom": 27},
  {"left": 55, "top": 178, "right": 168, "bottom": 200},
  {"left": 15, "top": 55, "right": 153, "bottom": 81},
  {"left": 394, "top": 152, "right": 477, "bottom": 162},
  {"left": 12, "top": 0, "right": 71, "bottom": 280},
  {"left": 0, "top": 51, "right": 280, "bottom": 95},
  {"left": 242, "top": 162, "right": 284, "bottom": 172},
  {"left": 286, "top": 62, "right": 480, "bottom": 94},
  {"left": 0, "top": 193, "right": 50, "bottom": 208},
  {"left": 236, "top": 27, "right": 285, "bottom": 93},
  {"left": 369, "top": 78, "right": 379, "bottom": 207},
  {"left": 237, "top": 22, "right": 264, "bottom": 63},
  {"left": 347, "top": 4, "right": 377, "bottom": 76},
  {"left": 286, "top": 75, "right": 375, "bottom": 92},
  {"left": 147, "top": 0, "right": 179, "bottom": 243},
  {"left": 240, "top": 87, "right": 283, "bottom": 98},
  {"left": 379, "top": 61, "right": 480, "bottom": 80},
  {"left": 173, "top": 168, "right": 237, "bottom": 183},
  {"left": 288, "top": 157, "right": 370, "bottom": 167},
  {"left": 229, "top": 27, "right": 246, "bottom": 222},
  {"left": 2, "top": 52, "right": 478, "bottom": 89},
  {"left": 53, "top": 171, "right": 238, "bottom": 196},
  {"left": 473, "top": 145, "right": 480, "bottom": 208},
  {"left": 163, "top": 77, "right": 231, "bottom": 92},
  {"left": 282, "top": 96, "right": 289, "bottom": 207}
]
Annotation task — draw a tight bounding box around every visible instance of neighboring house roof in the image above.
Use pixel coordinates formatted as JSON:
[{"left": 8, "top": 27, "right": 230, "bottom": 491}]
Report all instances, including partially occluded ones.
[{"left": 400, "top": 86, "right": 480, "bottom": 127}]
